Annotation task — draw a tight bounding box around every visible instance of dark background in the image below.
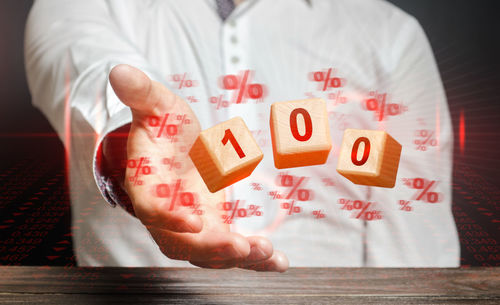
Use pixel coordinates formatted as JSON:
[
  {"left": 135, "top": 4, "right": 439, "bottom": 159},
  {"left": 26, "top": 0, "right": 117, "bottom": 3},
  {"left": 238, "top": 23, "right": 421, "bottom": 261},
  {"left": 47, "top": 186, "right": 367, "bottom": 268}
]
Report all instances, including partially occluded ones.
[{"left": 0, "top": 0, "right": 498, "bottom": 266}]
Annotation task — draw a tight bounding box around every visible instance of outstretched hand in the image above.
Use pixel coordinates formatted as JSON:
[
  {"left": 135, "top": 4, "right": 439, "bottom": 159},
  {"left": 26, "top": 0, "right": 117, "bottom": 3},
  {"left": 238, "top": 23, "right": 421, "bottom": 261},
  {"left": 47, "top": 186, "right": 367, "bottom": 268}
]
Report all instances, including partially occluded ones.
[{"left": 108, "top": 64, "right": 288, "bottom": 271}]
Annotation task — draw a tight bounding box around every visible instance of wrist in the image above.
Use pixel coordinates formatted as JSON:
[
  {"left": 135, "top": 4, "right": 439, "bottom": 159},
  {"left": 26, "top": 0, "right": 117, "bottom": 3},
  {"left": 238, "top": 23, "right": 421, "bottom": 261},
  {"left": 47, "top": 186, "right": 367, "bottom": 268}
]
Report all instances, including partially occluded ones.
[{"left": 97, "top": 123, "right": 136, "bottom": 216}]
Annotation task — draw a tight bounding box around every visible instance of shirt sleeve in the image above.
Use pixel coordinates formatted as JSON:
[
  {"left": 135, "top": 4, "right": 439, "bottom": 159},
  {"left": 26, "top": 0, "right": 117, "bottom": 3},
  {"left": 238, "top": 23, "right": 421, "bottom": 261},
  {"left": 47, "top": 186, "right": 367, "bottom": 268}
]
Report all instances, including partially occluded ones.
[
  {"left": 364, "top": 15, "right": 460, "bottom": 267},
  {"left": 24, "top": 0, "right": 163, "bottom": 210}
]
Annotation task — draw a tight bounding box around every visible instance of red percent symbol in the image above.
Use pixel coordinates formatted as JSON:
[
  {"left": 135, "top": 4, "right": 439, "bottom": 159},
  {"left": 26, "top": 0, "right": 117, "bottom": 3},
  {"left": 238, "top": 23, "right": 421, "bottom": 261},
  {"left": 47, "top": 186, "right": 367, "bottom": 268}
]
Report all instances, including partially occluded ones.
[
  {"left": 278, "top": 174, "right": 312, "bottom": 201},
  {"left": 162, "top": 157, "right": 181, "bottom": 171},
  {"left": 210, "top": 95, "right": 230, "bottom": 109},
  {"left": 312, "top": 210, "right": 325, "bottom": 219},
  {"left": 412, "top": 178, "right": 440, "bottom": 203},
  {"left": 156, "top": 180, "right": 202, "bottom": 214},
  {"left": 148, "top": 114, "right": 191, "bottom": 140},
  {"left": 281, "top": 201, "right": 301, "bottom": 215},
  {"left": 221, "top": 200, "right": 263, "bottom": 224},
  {"left": 310, "top": 68, "right": 343, "bottom": 91},
  {"left": 414, "top": 129, "right": 437, "bottom": 151},
  {"left": 171, "top": 73, "right": 197, "bottom": 89},
  {"left": 338, "top": 199, "right": 382, "bottom": 220},
  {"left": 399, "top": 200, "right": 412, "bottom": 211},
  {"left": 364, "top": 92, "right": 407, "bottom": 121},
  {"left": 220, "top": 70, "right": 265, "bottom": 104},
  {"left": 127, "top": 157, "right": 153, "bottom": 186}
]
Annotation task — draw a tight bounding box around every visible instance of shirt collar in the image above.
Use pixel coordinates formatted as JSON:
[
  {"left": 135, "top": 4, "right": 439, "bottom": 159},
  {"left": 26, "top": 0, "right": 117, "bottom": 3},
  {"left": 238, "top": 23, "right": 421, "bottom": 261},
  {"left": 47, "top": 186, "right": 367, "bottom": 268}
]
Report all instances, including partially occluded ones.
[{"left": 215, "top": 0, "right": 313, "bottom": 22}]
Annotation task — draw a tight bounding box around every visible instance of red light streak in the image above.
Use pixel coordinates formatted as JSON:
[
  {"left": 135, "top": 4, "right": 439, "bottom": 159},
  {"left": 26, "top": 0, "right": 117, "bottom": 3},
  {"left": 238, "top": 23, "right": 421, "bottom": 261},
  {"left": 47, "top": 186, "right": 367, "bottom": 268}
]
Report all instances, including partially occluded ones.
[
  {"left": 460, "top": 109, "right": 465, "bottom": 155},
  {"left": 63, "top": 55, "right": 71, "bottom": 186}
]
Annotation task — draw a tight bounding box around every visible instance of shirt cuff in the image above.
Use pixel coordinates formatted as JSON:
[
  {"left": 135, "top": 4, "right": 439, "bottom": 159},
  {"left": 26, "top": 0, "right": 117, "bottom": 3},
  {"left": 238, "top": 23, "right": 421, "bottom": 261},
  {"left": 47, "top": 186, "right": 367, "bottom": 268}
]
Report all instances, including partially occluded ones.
[{"left": 92, "top": 107, "right": 135, "bottom": 215}]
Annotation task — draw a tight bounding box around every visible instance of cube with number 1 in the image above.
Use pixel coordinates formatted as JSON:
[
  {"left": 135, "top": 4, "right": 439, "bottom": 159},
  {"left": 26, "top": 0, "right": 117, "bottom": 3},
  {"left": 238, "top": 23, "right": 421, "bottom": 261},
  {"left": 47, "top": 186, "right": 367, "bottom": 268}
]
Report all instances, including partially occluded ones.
[{"left": 189, "top": 117, "right": 263, "bottom": 193}]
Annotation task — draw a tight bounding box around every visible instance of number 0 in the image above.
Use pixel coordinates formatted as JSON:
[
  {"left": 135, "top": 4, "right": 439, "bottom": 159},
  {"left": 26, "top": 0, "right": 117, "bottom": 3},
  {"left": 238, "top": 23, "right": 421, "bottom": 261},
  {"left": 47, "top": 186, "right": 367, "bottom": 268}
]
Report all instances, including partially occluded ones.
[
  {"left": 290, "top": 108, "right": 313, "bottom": 141},
  {"left": 222, "top": 129, "right": 245, "bottom": 158},
  {"left": 351, "top": 137, "right": 370, "bottom": 166}
]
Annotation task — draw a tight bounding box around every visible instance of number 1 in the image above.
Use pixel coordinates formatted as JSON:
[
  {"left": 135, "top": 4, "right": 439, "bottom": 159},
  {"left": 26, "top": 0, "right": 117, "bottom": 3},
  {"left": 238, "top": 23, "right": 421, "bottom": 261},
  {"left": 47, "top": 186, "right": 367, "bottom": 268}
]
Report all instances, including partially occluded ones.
[{"left": 222, "top": 129, "right": 246, "bottom": 158}]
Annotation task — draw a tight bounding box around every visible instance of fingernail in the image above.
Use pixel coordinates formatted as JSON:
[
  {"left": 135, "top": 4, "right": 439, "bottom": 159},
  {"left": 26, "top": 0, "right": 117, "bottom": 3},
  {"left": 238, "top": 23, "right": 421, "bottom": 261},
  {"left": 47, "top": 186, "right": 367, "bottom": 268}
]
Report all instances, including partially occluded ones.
[
  {"left": 247, "top": 246, "right": 268, "bottom": 261},
  {"left": 177, "top": 221, "right": 195, "bottom": 233},
  {"left": 221, "top": 245, "right": 242, "bottom": 259}
]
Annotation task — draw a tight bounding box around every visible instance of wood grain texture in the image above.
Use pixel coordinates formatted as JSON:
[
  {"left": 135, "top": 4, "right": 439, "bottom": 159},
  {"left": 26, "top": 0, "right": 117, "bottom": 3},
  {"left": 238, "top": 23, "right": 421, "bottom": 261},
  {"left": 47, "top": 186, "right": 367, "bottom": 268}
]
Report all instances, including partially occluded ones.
[
  {"left": 0, "top": 267, "right": 498, "bottom": 304},
  {"left": 337, "top": 129, "right": 402, "bottom": 188},
  {"left": 270, "top": 99, "right": 332, "bottom": 169},
  {"left": 189, "top": 117, "right": 263, "bottom": 192}
]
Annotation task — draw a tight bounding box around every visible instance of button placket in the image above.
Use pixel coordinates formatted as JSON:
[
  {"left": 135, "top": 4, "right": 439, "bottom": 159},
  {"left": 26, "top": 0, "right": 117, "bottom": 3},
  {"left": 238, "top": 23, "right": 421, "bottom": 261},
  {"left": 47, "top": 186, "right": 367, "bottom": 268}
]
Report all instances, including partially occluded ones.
[
  {"left": 226, "top": 17, "right": 256, "bottom": 115},
  {"left": 223, "top": 18, "right": 243, "bottom": 75},
  {"left": 221, "top": 15, "right": 258, "bottom": 219}
]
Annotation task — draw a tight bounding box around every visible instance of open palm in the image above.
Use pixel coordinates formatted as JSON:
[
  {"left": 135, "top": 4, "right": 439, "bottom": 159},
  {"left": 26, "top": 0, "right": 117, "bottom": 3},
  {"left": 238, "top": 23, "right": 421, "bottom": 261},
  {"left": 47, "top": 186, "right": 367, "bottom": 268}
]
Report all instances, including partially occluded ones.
[{"left": 109, "top": 64, "right": 288, "bottom": 271}]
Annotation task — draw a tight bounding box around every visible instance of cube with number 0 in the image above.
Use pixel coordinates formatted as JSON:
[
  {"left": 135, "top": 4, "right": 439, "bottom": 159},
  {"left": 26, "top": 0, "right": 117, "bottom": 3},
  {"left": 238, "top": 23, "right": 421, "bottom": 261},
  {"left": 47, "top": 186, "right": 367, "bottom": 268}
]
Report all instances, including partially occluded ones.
[
  {"left": 189, "top": 117, "right": 263, "bottom": 193},
  {"left": 336, "top": 129, "right": 402, "bottom": 188},
  {"left": 270, "top": 98, "right": 332, "bottom": 169}
]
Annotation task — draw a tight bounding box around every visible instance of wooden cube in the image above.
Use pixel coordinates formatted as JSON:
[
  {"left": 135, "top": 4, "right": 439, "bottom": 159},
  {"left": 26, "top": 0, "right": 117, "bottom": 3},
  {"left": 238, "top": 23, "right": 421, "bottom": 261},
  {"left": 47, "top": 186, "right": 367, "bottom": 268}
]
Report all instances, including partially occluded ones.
[
  {"left": 189, "top": 117, "right": 263, "bottom": 193},
  {"left": 336, "top": 129, "right": 402, "bottom": 188},
  {"left": 270, "top": 98, "right": 332, "bottom": 169}
]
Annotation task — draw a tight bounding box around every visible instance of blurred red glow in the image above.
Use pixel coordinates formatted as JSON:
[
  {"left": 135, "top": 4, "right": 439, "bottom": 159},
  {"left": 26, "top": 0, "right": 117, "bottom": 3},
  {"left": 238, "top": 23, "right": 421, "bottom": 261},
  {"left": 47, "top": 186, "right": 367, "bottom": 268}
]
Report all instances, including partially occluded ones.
[{"left": 460, "top": 109, "right": 465, "bottom": 155}]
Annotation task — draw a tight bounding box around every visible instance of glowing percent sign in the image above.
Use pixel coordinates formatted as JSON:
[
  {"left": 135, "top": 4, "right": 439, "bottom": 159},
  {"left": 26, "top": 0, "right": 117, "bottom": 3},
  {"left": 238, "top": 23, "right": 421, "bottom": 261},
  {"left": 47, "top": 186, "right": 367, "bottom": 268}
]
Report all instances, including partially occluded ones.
[
  {"left": 221, "top": 70, "right": 264, "bottom": 104},
  {"left": 156, "top": 180, "right": 202, "bottom": 214},
  {"left": 414, "top": 129, "right": 437, "bottom": 151},
  {"left": 281, "top": 200, "right": 301, "bottom": 215},
  {"left": 364, "top": 92, "right": 407, "bottom": 121},
  {"left": 251, "top": 183, "right": 263, "bottom": 191},
  {"left": 412, "top": 178, "right": 440, "bottom": 203},
  {"left": 148, "top": 114, "right": 191, "bottom": 140},
  {"left": 327, "top": 91, "right": 347, "bottom": 106},
  {"left": 311, "top": 68, "right": 343, "bottom": 91},
  {"left": 221, "top": 200, "right": 262, "bottom": 224},
  {"left": 338, "top": 199, "right": 382, "bottom": 220},
  {"left": 162, "top": 157, "right": 181, "bottom": 171},
  {"left": 171, "top": 73, "right": 197, "bottom": 89},
  {"left": 148, "top": 114, "right": 177, "bottom": 138},
  {"left": 210, "top": 95, "right": 230, "bottom": 109},
  {"left": 186, "top": 96, "right": 198, "bottom": 103},
  {"left": 399, "top": 200, "right": 413, "bottom": 211},
  {"left": 127, "top": 157, "right": 152, "bottom": 186},
  {"left": 279, "top": 174, "right": 312, "bottom": 201},
  {"left": 312, "top": 210, "right": 325, "bottom": 219}
]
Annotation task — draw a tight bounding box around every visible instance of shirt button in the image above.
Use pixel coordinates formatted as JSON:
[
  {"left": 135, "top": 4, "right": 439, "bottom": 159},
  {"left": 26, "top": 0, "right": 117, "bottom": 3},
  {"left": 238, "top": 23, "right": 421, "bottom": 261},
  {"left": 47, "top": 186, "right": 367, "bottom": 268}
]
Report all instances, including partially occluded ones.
[
  {"left": 230, "top": 36, "right": 238, "bottom": 44},
  {"left": 231, "top": 56, "right": 240, "bottom": 64},
  {"left": 228, "top": 20, "right": 236, "bottom": 27}
]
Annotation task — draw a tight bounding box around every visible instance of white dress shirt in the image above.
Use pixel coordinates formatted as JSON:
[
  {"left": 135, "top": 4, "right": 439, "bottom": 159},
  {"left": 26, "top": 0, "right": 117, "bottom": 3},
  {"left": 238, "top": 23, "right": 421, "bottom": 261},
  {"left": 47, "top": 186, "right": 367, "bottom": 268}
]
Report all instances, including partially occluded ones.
[{"left": 25, "top": 0, "right": 459, "bottom": 267}]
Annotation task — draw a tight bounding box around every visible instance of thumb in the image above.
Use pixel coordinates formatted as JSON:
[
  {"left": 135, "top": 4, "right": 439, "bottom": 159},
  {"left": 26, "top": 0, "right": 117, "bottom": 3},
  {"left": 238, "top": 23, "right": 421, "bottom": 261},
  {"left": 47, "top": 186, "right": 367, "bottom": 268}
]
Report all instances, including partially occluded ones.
[{"left": 109, "top": 64, "right": 171, "bottom": 116}]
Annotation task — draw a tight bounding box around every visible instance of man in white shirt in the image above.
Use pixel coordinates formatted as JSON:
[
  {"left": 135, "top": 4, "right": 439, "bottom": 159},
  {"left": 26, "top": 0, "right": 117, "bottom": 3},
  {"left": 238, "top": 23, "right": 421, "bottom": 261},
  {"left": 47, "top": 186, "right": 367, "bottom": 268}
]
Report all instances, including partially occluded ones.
[{"left": 25, "top": 0, "right": 459, "bottom": 270}]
